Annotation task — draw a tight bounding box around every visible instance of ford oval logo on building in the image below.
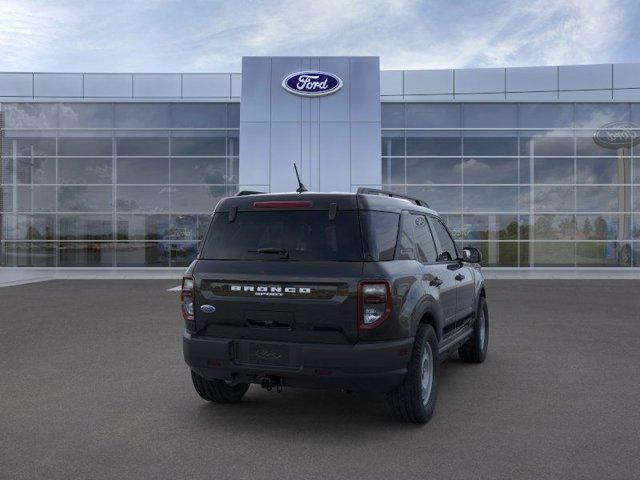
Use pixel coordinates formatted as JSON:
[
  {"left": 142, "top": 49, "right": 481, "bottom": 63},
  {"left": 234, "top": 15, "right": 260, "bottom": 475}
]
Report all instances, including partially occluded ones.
[
  {"left": 593, "top": 121, "right": 640, "bottom": 149},
  {"left": 282, "top": 71, "right": 343, "bottom": 97}
]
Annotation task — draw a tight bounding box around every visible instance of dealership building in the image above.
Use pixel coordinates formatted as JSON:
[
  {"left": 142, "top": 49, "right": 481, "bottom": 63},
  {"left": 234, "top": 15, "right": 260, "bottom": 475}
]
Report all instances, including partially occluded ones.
[{"left": 1, "top": 56, "right": 640, "bottom": 270}]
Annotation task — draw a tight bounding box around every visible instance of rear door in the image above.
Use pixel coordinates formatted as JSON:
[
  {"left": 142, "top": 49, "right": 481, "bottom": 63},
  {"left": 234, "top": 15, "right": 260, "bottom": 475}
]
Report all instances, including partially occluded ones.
[{"left": 410, "top": 213, "right": 457, "bottom": 324}]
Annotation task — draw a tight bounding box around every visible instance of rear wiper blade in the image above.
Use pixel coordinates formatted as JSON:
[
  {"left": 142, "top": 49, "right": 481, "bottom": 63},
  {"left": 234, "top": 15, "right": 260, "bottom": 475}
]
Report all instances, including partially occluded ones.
[{"left": 249, "top": 247, "right": 289, "bottom": 259}]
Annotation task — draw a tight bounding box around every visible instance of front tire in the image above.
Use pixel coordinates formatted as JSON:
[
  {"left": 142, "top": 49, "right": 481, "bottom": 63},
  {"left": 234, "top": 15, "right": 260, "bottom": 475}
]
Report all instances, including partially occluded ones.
[
  {"left": 387, "top": 324, "right": 439, "bottom": 424},
  {"left": 458, "top": 297, "right": 488, "bottom": 363},
  {"left": 191, "top": 370, "right": 250, "bottom": 403}
]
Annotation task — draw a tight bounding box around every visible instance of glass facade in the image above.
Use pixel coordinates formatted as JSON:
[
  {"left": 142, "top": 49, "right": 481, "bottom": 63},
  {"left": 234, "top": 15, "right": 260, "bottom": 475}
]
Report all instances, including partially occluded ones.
[
  {"left": 0, "top": 102, "right": 239, "bottom": 267},
  {"left": 382, "top": 102, "right": 640, "bottom": 268},
  {"left": 1, "top": 100, "right": 639, "bottom": 268}
]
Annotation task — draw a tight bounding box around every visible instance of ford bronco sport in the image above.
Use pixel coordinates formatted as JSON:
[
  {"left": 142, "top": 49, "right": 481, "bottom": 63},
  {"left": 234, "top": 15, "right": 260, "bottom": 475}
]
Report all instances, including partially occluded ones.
[{"left": 181, "top": 187, "right": 488, "bottom": 424}]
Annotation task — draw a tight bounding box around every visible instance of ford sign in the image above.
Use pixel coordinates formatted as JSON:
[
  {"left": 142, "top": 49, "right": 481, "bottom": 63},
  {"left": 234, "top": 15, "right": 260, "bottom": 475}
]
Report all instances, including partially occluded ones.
[
  {"left": 282, "top": 71, "right": 343, "bottom": 97},
  {"left": 200, "top": 304, "right": 216, "bottom": 314},
  {"left": 593, "top": 121, "right": 640, "bottom": 149}
]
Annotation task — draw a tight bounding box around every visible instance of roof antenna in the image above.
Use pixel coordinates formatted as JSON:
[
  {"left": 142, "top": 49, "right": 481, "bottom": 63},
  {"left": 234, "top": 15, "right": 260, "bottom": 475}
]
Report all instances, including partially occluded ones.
[{"left": 293, "top": 163, "right": 308, "bottom": 193}]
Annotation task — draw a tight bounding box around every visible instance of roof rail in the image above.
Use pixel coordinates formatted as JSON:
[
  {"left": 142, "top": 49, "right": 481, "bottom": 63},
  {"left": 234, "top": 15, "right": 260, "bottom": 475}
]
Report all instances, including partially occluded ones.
[
  {"left": 236, "top": 190, "right": 265, "bottom": 196},
  {"left": 356, "top": 187, "right": 429, "bottom": 208}
]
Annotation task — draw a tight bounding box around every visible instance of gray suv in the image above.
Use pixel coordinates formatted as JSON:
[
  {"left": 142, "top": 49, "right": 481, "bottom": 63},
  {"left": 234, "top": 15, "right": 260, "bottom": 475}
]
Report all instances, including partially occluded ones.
[{"left": 181, "top": 188, "right": 488, "bottom": 423}]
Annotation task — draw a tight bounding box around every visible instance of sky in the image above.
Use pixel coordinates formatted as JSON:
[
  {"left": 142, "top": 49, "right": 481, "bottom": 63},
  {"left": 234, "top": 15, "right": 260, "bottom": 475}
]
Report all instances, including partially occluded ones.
[{"left": 0, "top": 0, "right": 638, "bottom": 73}]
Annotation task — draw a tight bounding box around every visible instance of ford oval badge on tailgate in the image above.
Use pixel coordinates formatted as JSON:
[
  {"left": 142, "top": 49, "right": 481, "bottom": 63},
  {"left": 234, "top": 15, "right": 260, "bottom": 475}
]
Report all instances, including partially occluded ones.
[{"left": 200, "top": 304, "right": 216, "bottom": 313}]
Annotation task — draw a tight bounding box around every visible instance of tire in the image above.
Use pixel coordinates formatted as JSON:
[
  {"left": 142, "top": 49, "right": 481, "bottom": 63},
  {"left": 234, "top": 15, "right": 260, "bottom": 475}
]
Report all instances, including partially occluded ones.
[
  {"left": 190, "top": 370, "right": 250, "bottom": 404},
  {"left": 387, "top": 324, "right": 439, "bottom": 424},
  {"left": 458, "top": 297, "right": 489, "bottom": 364}
]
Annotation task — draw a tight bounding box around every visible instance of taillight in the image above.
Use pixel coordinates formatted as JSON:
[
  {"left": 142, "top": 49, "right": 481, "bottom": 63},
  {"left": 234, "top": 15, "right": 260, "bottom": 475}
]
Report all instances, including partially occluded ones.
[
  {"left": 358, "top": 281, "right": 392, "bottom": 330},
  {"left": 181, "top": 276, "right": 194, "bottom": 322}
]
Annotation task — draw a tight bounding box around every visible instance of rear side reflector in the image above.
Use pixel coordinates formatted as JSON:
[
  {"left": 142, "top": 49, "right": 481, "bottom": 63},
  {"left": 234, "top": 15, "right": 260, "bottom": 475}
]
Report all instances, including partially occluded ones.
[{"left": 253, "top": 201, "right": 313, "bottom": 209}]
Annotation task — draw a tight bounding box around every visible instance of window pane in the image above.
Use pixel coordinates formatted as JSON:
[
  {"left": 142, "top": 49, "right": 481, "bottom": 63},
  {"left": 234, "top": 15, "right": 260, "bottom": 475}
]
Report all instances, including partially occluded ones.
[
  {"left": 170, "top": 103, "right": 227, "bottom": 128},
  {"left": 171, "top": 186, "right": 227, "bottom": 213},
  {"left": 463, "top": 186, "right": 518, "bottom": 212},
  {"left": 116, "top": 186, "right": 170, "bottom": 212},
  {"left": 381, "top": 130, "right": 404, "bottom": 156},
  {"left": 407, "top": 131, "right": 460, "bottom": 156},
  {"left": 397, "top": 214, "right": 417, "bottom": 261},
  {"left": 116, "top": 214, "right": 169, "bottom": 241},
  {"left": 576, "top": 186, "right": 629, "bottom": 212},
  {"left": 114, "top": 104, "right": 170, "bottom": 128},
  {"left": 58, "top": 137, "right": 113, "bottom": 156},
  {"left": 519, "top": 134, "right": 574, "bottom": 156},
  {"left": 464, "top": 241, "right": 518, "bottom": 267},
  {"left": 171, "top": 242, "right": 199, "bottom": 267},
  {"left": 518, "top": 104, "right": 573, "bottom": 128},
  {"left": 362, "top": 211, "right": 399, "bottom": 261},
  {"left": 532, "top": 242, "right": 575, "bottom": 266},
  {"left": 1, "top": 157, "right": 12, "bottom": 183},
  {"left": 116, "top": 136, "right": 168, "bottom": 156},
  {"left": 382, "top": 158, "right": 405, "bottom": 184},
  {"left": 462, "top": 157, "right": 517, "bottom": 184},
  {"left": 3, "top": 136, "right": 56, "bottom": 156},
  {"left": 58, "top": 186, "right": 113, "bottom": 212},
  {"left": 407, "top": 185, "right": 461, "bottom": 212},
  {"left": 464, "top": 104, "right": 516, "bottom": 128},
  {"left": 534, "top": 158, "right": 574, "bottom": 184},
  {"left": 406, "top": 104, "right": 460, "bottom": 128},
  {"left": 381, "top": 103, "right": 404, "bottom": 128},
  {"left": 115, "top": 242, "right": 170, "bottom": 267},
  {"left": 406, "top": 158, "right": 461, "bottom": 184},
  {"left": 58, "top": 158, "right": 112, "bottom": 184},
  {"left": 227, "top": 130, "right": 239, "bottom": 157},
  {"left": 59, "top": 103, "right": 113, "bottom": 128},
  {"left": 534, "top": 186, "right": 574, "bottom": 212},
  {"left": 169, "top": 215, "right": 199, "bottom": 241},
  {"left": 576, "top": 214, "right": 630, "bottom": 241},
  {"left": 15, "top": 214, "right": 55, "bottom": 240},
  {"left": 463, "top": 135, "right": 518, "bottom": 156},
  {"left": 576, "top": 157, "right": 630, "bottom": 184},
  {"left": 228, "top": 103, "right": 240, "bottom": 127},
  {"left": 533, "top": 215, "right": 576, "bottom": 240},
  {"left": 171, "top": 158, "right": 228, "bottom": 184},
  {"left": 17, "top": 186, "right": 56, "bottom": 212},
  {"left": 16, "top": 157, "right": 56, "bottom": 184},
  {"left": 576, "top": 135, "right": 626, "bottom": 156},
  {"left": 576, "top": 242, "right": 631, "bottom": 267},
  {"left": 116, "top": 158, "right": 169, "bottom": 184},
  {"left": 171, "top": 134, "right": 226, "bottom": 156},
  {"left": 59, "top": 242, "right": 114, "bottom": 267},
  {"left": 59, "top": 214, "right": 113, "bottom": 240},
  {"left": 574, "top": 103, "right": 630, "bottom": 128},
  {"left": 2, "top": 103, "right": 58, "bottom": 128},
  {"left": 461, "top": 214, "right": 519, "bottom": 240},
  {"left": 2, "top": 242, "right": 56, "bottom": 267}
]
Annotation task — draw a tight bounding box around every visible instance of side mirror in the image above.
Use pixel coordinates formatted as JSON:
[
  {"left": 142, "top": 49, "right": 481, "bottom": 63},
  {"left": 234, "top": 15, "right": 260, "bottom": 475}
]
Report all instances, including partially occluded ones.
[{"left": 462, "top": 247, "right": 482, "bottom": 264}]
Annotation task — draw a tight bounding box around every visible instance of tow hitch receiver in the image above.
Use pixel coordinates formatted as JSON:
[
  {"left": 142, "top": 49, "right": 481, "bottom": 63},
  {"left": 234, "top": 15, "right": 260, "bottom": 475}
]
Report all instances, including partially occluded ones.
[{"left": 260, "top": 376, "right": 283, "bottom": 392}]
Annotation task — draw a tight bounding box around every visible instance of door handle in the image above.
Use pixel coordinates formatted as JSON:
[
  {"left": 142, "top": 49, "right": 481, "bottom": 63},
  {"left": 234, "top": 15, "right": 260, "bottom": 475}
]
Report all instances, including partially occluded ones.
[
  {"left": 455, "top": 273, "right": 465, "bottom": 281},
  {"left": 429, "top": 277, "right": 443, "bottom": 287}
]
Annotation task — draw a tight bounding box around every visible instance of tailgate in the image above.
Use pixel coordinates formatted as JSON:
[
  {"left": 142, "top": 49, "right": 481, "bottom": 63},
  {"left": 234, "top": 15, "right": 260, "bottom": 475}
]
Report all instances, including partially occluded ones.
[{"left": 193, "top": 260, "right": 363, "bottom": 344}]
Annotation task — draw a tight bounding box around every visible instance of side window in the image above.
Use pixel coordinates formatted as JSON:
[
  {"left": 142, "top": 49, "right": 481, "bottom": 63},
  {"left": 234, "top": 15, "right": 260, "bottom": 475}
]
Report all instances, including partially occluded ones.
[
  {"left": 430, "top": 217, "right": 458, "bottom": 262},
  {"left": 413, "top": 215, "right": 438, "bottom": 263},
  {"left": 398, "top": 213, "right": 416, "bottom": 260},
  {"left": 362, "top": 211, "right": 400, "bottom": 261}
]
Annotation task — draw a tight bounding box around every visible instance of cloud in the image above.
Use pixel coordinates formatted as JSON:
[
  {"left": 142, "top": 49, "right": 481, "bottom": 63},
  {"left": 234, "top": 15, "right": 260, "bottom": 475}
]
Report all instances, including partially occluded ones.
[{"left": 0, "top": 0, "right": 637, "bottom": 72}]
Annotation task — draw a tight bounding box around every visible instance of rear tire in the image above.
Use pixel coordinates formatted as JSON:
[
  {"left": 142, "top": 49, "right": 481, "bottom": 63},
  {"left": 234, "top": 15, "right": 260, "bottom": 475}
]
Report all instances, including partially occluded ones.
[
  {"left": 387, "top": 324, "right": 439, "bottom": 424},
  {"left": 458, "top": 297, "right": 488, "bottom": 363},
  {"left": 190, "top": 370, "right": 250, "bottom": 403}
]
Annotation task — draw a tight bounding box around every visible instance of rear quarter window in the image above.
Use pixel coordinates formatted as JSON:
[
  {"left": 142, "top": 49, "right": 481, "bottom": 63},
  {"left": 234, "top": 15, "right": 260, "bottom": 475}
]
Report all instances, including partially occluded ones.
[{"left": 361, "top": 211, "right": 400, "bottom": 261}]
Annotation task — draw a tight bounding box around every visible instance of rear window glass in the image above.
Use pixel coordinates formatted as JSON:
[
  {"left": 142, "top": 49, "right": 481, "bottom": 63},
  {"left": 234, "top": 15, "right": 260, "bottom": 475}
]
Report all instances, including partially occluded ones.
[
  {"left": 360, "top": 211, "right": 400, "bottom": 261},
  {"left": 201, "top": 211, "right": 363, "bottom": 261}
]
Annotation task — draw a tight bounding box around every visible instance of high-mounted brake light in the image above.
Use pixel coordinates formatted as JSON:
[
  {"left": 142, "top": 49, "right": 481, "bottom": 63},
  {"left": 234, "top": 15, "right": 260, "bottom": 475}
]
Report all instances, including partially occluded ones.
[
  {"left": 181, "top": 276, "right": 194, "bottom": 322},
  {"left": 358, "top": 281, "right": 393, "bottom": 330},
  {"left": 253, "top": 201, "right": 313, "bottom": 209}
]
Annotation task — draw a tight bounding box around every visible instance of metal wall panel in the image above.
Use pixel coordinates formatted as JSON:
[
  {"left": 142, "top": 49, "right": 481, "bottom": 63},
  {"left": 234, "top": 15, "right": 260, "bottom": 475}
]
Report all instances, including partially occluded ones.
[
  {"left": 404, "top": 69, "right": 453, "bottom": 95},
  {"left": 231, "top": 74, "right": 242, "bottom": 98},
  {"left": 182, "top": 74, "right": 230, "bottom": 98},
  {"left": 613, "top": 63, "right": 640, "bottom": 89},
  {"left": 456, "top": 68, "right": 504, "bottom": 94},
  {"left": 380, "top": 71, "right": 403, "bottom": 96},
  {"left": 506, "top": 66, "right": 557, "bottom": 92},
  {"left": 84, "top": 74, "right": 132, "bottom": 97},
  {"left": 0, "top": 73, "right": 33, "bottom": 97},
  {"left": 270, "top": 57, "right": 302, "bottom": 122},
  {"left": 319, "top": 122, "right": 350, "bottom": 192},
  {"left": 34, "top": 74, "right": 83, "bottom": 97},
  {"left": 133, "top": 74, "right": 181, "bottom": 98},
  {"left": 559, "top": 64, "right": 611, "bottom": 91}
]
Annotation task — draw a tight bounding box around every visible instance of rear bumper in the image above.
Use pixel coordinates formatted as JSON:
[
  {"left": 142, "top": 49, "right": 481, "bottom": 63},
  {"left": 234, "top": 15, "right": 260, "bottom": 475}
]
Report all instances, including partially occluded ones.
[{"left": 183, "top": 332, "right": 413, "bottom": 393}]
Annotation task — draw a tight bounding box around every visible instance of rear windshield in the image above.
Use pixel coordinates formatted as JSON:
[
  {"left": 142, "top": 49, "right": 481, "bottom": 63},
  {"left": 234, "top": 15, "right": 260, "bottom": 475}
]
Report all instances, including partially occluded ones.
[{"left": 201, "top": 210, "right": 364, "bottom": 261}]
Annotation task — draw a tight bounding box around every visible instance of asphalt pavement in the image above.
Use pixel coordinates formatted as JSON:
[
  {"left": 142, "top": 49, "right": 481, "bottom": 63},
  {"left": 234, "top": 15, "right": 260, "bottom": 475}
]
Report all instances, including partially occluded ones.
[{"left": 1, "top": 279, "right": 639, "bottom": 480}]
